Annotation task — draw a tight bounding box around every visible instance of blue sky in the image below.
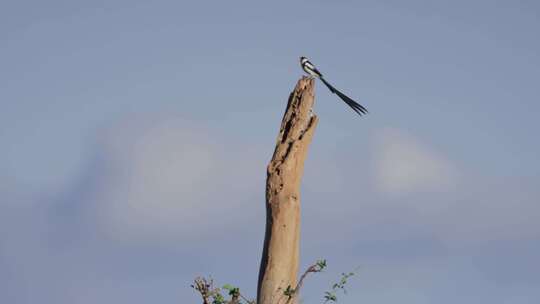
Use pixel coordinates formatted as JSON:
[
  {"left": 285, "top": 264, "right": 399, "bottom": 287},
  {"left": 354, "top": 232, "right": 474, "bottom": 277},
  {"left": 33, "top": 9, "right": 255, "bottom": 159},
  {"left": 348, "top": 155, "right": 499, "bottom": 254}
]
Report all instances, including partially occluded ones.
[{"left": 1, "top": 1, "right": 539, "bottom": 303}]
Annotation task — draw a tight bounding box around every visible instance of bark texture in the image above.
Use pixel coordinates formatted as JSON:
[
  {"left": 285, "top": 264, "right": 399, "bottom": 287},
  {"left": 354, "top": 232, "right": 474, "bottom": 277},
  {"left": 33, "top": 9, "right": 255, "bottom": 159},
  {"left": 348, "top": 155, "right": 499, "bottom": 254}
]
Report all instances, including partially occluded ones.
[{"left": 257, "top": 77, "right": 318, "bottom": 304}]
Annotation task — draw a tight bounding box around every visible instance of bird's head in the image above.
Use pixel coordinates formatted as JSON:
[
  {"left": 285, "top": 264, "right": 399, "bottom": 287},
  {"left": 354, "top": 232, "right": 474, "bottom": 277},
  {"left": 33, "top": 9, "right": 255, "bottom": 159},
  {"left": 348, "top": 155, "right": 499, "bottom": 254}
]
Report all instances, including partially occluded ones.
[{"left": 300, "top": 56, "right": 307, "bottom": 63}]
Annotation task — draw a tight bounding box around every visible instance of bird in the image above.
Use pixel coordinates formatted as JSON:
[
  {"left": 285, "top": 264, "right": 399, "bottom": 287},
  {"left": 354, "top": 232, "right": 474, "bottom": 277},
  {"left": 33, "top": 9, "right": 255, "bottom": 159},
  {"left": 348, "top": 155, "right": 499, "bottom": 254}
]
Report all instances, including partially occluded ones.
[{"left": 300, "top": 56, "right": 368, "bottom": 116}]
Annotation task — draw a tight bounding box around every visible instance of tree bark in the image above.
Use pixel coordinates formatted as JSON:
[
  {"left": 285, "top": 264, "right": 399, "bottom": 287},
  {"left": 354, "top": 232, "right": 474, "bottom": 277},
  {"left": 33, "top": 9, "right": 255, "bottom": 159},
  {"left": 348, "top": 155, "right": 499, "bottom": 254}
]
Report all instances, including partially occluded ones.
[{"left": 257, "top": 77, "right": 318, "bottom": 304}]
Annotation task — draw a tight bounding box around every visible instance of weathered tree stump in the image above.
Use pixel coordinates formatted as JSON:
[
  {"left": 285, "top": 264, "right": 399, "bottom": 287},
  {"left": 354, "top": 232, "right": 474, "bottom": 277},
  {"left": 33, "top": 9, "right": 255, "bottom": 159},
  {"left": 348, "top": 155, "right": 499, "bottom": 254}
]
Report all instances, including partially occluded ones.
[{"left": 257, "top": 77, "right": 318, "bottom": 304}]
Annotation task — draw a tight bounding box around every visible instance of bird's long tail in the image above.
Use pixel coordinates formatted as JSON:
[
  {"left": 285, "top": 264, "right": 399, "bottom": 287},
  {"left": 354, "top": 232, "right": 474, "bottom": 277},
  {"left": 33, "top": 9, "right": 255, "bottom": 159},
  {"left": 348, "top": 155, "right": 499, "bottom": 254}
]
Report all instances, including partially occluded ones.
[{"left": 319, "top": 77, "right": 368, "bottom": 116}]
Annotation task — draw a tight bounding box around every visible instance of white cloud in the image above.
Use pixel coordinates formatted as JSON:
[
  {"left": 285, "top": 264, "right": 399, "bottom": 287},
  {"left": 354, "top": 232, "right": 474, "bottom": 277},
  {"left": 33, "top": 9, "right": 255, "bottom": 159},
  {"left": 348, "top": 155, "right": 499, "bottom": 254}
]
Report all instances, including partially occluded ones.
[
  {"left": 373, "top": 128, "right": 457, "bottom": 196},
  {"left": 91, "top": 116, "right": 264, "bottom": 243},
  {"left": 368, "top": 128, "right": 538, "bottom": 245}
]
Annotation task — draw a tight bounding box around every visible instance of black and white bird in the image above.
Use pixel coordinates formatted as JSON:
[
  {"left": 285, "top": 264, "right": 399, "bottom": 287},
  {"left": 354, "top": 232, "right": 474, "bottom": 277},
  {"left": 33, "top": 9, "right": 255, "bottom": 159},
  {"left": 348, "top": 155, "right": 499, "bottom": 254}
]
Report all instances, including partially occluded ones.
[{"left": 300, "top": 56, "right": 368, "bottom": 116}]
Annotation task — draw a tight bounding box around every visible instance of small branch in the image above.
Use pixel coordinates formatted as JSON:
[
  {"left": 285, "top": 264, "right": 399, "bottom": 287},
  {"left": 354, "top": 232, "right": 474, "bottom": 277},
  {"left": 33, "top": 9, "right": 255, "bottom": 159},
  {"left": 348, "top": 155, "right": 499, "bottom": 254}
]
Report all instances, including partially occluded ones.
[
  {"left": 238, "top": 292, "right": 255, "bottom": 304},
  {"left": 283, "top": 260, "right": 327, "bottom": 304},
  {"left": 192, "top": 278, "right": 255, "bottom": 304},
  {"left": 192, "top": 277, "right": 212, "bottom": 304}
]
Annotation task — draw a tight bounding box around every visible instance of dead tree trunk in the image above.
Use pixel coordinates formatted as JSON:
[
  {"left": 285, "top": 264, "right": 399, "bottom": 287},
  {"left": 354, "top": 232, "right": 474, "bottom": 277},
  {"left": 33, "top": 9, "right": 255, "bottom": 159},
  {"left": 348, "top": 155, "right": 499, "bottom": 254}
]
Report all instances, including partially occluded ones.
[{"left": 257, "top": 77, "right": 318, "bottom": 304}]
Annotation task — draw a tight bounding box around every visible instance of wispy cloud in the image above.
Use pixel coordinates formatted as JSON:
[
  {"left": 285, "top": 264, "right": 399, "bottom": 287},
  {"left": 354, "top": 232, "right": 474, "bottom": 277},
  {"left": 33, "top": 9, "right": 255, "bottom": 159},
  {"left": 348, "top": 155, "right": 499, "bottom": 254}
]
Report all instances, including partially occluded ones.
[
  {"left": 91, "top": 116, "right": 265, "bottom": 243},
  {"left": 373, "top": 128, "right": 457, "bottom": 196}
]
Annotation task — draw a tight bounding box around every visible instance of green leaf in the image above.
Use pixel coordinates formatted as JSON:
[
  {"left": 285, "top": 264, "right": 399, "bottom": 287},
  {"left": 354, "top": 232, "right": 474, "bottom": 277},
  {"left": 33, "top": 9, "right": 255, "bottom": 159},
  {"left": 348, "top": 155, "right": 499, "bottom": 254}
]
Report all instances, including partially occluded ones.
[
  {"left": 324, "top": 291, "right": 337, "bottom": 302},
  {"left": 283, "top": 285, "right": 295, "bottom": 297},
  {"left": 212, "top": 293, "right": 225, "bottom": 304}
]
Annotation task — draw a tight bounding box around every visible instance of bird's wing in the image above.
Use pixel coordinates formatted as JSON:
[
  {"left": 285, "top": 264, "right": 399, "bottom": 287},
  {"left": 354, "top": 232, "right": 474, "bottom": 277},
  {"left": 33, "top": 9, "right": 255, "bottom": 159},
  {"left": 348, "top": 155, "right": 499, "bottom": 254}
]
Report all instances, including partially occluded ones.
[{"left": 304, "top": 60, "right": 323, "bottom": 77}]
